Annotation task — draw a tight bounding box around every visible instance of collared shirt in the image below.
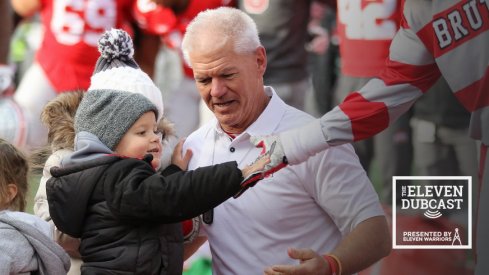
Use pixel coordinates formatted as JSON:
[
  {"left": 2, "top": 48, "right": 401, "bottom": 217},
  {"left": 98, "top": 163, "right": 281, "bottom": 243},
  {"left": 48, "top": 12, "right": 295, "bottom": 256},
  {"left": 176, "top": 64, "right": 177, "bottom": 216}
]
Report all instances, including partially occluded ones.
[{"left": 184, "top": 87, "right": 384, "bottom": 275}]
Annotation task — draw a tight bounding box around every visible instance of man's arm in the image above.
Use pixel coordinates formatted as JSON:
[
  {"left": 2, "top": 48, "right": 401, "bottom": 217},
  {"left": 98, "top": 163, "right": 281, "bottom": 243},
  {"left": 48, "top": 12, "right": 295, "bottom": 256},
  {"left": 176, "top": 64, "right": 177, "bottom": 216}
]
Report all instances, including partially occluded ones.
[
  {"left": 265, "top": 141, "right": 391, "bottom": 274},
  {"left": 252, "top": 3, "right": 439, "bottom": 165},
  {"left": 264, "top": 216, "right": 390, "bottom": 275}
]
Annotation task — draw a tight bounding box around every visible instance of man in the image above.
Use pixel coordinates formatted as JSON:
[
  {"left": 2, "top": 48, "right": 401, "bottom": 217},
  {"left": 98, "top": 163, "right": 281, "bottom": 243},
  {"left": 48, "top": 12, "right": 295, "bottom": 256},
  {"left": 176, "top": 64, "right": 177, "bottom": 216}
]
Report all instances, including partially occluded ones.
[
  {"left": 254, "top": 1, "right": 489, "bottom": 274},
  {"left": 181, "top": 7, "right": 390, "bottom": 275}
]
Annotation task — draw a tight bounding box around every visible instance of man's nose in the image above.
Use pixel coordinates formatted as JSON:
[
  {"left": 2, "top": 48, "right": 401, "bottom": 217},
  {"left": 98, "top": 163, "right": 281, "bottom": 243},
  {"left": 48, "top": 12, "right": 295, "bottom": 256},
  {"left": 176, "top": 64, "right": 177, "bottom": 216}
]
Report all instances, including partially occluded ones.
[{"left": 210, "top": 78, "right": 226, "bottom": 97}]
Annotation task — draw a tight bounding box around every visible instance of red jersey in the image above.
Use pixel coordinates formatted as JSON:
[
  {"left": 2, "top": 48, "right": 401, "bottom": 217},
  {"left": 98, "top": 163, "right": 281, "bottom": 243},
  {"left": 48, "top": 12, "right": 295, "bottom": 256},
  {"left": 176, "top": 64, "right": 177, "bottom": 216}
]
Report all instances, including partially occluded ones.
[
  {"left": 337, "top": 0, "right": 403, "bottom": 77},
  {"left": 133, "top": 0, "right": 234, "bottom": 77},
  {"left": 37, "top": 0, "right": 134, "bottom": 92}
]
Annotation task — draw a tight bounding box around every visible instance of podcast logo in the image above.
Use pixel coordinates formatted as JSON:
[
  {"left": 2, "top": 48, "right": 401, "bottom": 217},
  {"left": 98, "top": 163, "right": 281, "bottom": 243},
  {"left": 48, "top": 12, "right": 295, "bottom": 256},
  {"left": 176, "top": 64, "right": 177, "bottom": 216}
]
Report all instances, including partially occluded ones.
[{"left": 392, "top": 176, "right": 472, "bottom": 249}]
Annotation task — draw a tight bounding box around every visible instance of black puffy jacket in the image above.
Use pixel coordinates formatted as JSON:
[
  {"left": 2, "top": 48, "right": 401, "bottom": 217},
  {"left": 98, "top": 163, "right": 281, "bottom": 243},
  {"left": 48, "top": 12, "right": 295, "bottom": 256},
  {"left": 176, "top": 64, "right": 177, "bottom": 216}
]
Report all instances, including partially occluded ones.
[{"left": 47, "top": 155, "right": 242, "bottom": 274}]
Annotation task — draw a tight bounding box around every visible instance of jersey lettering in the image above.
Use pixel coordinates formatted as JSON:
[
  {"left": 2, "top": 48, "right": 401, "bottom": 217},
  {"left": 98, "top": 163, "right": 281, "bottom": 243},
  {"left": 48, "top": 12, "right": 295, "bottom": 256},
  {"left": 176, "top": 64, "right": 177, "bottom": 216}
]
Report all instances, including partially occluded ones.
[
  {"left": 338, "top": 0, "right": 398, "bottom": 40},
  {"left": 51, "top": 0, "right": 117, "bottom": 46},
  {"left": 433, "top": 0, "right": 488, "bottom": 50},
  {"left": 433, "top": 19, "right": 452, "bottom": 49},
  {"left": 447, "top": 11, "right": 468, "bottom": 41}
]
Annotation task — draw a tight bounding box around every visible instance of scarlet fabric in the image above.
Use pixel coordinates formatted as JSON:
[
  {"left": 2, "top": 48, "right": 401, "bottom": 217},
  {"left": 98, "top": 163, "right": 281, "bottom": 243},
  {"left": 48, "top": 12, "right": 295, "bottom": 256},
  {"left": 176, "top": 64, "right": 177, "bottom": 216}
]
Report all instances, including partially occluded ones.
[{"left": 37, "top": 0, "right": 134, "bottom": 93}]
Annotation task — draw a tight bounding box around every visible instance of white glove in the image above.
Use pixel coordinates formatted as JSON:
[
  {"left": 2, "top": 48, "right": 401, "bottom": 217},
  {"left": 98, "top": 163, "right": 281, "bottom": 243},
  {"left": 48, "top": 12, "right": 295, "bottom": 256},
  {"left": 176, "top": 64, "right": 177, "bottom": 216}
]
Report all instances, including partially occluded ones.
[
  {"left": 251, "top": 120, "right": 329, "bottom": 165},
  {"left": 0, "top": 64, "right": 13, "bottom": 95},
  {"left": 250, "top": 135, "right": 288, "bottom": 173},
  {"left": 234, "top": 139, "right": 287, "bottom": 198}
]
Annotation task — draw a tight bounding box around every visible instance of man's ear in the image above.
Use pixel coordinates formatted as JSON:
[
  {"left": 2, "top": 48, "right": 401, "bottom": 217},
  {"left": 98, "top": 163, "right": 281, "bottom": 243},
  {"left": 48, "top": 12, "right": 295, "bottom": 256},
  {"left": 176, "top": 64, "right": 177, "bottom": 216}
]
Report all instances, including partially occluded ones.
[
  {"left": 256, "top": 46, "right": 267, "bottom": 75},
  {"left": 6, "top": 184, "right": 18, "bottom": 203}
]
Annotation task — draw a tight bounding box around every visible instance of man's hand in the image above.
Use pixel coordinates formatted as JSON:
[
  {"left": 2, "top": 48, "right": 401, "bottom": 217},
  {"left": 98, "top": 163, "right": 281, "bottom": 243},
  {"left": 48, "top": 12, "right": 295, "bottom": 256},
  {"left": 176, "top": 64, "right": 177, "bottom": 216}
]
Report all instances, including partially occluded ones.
[{"left": 264, "top": 248, "right": 330, "bottom": 275}]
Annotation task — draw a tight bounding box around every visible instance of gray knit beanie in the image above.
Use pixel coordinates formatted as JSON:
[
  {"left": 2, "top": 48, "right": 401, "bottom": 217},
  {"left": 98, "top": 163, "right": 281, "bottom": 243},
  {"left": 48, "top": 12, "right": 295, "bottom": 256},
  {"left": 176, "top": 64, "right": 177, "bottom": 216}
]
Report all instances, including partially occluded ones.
[
  {"left": 75, "top": 90, "right": 158, "bottom": 150},
  {"left": 89, "top": 28, "right": 164, "bottom": 122}
]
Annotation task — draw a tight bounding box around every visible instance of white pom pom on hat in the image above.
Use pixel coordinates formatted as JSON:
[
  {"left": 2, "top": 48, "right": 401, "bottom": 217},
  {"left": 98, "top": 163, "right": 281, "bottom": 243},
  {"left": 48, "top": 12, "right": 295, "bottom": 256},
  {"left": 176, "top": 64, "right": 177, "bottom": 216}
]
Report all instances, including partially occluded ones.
[{"left": 89, "top": 28, "right": 164, "bottom": 122}]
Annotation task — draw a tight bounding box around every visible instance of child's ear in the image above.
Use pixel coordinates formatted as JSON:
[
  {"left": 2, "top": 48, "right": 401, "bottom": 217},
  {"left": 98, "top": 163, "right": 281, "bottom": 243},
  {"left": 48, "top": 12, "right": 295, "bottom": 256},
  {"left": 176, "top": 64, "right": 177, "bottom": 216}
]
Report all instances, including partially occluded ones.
[{"left": 6, "top": 184, "right": 17, "bottom": 203}]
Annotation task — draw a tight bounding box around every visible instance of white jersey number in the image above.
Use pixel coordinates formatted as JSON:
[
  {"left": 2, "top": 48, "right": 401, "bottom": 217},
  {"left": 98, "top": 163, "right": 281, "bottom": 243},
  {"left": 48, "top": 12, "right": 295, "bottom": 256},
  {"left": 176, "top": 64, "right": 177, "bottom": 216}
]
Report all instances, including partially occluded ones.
[
  {"left": 338, "top": 0, "right": 398, "bottom": 40},
  {"left": 51, "top": 0, "right": 116, "bottom": 46}
]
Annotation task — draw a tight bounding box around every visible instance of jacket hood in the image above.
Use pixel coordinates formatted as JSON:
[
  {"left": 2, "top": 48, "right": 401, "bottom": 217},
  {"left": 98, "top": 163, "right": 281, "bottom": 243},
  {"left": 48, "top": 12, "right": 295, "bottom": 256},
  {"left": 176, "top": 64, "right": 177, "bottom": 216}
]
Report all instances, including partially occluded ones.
[
  {"left": 0, "top": 211, "right": 71, "bottom": 274},
  {"left": 47, "top": 135, "right": 120, "bottom": 237},
  {"left": 61, "top": 131, "right": 113, "bottom": 166}
]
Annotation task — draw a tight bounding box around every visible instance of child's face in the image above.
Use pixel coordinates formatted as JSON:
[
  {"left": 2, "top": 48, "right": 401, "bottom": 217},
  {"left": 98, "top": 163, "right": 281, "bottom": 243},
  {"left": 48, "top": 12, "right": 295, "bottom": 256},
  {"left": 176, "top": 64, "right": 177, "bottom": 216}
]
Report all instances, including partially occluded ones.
[{"left": 114, "top": 111, "right": 163, "bottom": 169}]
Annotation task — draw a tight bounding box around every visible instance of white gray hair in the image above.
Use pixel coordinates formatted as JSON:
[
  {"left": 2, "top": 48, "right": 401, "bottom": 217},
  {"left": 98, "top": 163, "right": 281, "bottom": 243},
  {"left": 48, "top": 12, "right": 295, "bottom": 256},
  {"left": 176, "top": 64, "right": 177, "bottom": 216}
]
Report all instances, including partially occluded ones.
[{"left": 181, "top": 7, "right": 261, "bottom": 66}]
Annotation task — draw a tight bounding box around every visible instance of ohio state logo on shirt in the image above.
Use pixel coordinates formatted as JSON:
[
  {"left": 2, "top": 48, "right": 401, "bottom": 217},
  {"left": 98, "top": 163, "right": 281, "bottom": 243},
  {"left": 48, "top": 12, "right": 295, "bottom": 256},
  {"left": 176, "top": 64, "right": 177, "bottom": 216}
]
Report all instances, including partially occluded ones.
[
  {"left": 243, "top": 0, "right": 269, "bottom": 14},
  {"left": 432, "top": 0, "right": 488, "bottom": 54}
]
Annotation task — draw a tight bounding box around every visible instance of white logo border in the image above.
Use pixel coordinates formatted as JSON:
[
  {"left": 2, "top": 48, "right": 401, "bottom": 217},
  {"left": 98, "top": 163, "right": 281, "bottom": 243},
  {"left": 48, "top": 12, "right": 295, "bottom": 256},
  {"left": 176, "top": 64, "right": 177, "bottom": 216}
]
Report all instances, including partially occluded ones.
[{"left": 392, "top": 176, "right": 472, "bottom": 249}]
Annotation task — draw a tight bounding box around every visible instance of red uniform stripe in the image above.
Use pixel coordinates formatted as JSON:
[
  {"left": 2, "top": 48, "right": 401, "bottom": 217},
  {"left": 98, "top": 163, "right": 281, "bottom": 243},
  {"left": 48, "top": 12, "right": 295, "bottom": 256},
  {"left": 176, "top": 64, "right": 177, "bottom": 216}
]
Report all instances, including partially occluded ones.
[
  {"left": 379, "top": 59, "right": 441, "bottom": 93},
  {"left": 339, "top": 92, "right": 389, "bottom": 141},
  {"left": 454, "top": 66, "right": 489, "bottom": 112}
]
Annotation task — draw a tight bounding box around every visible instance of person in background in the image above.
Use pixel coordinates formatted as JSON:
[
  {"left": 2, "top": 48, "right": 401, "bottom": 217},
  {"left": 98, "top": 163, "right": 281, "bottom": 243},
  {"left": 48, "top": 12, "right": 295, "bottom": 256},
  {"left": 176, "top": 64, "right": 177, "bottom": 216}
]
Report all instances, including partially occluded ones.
[
  {"left": 411, "top": 78, "right": 478, "bottom": 225},
  {"left": 237, "top": 0, "right": 329, "bottom": 113},
  {"left": 332, "top": 0, "right": 413, "bottom": 203},
  {"left": 307, "top": 1, "right": 338, "bottom": 115},
  {"left": 33, "top": 90, "right": 84, "bottom": 275},
  {"left": 4, "top": 0, "right": 135, "bottom": 151},
  {"left": 0, "top": 138, "right": 70, "bottom": 274},
  {"left": 252, "top": 1, "right": 489, "bottom": 274},
  {"left": 181, "top": 7, "right": 390, "bottom": 274}
]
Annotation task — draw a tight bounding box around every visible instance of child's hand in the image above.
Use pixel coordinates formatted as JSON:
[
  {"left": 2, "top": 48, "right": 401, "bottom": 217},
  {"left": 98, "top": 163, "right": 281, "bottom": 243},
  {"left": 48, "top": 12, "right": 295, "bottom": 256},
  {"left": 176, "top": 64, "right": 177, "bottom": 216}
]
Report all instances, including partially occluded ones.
[
  {"left": 234, "top": 155, "right": 271, "bottom": 198},
  {"left": 171, "top": 138, "right": 193, "bottom": 171},
  {"left": 241, "top": 154, "right": 271, "bottom": 179}
]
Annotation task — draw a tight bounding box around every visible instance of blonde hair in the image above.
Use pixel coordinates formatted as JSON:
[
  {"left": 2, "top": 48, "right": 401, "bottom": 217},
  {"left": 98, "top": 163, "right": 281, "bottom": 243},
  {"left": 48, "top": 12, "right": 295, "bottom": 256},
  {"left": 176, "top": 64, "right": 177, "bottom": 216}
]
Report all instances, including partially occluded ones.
[
  {"left": 0, "top": 138, "right": 29, "bottom": 211},
  {"left": 42, "top": 90, "right": 85, "bottom": 152}
]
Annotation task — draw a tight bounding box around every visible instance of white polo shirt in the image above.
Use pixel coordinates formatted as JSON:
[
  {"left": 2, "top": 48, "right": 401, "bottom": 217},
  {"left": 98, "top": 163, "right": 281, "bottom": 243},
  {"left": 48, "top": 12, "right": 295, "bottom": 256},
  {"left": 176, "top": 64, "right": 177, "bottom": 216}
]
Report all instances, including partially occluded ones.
[{"left": 184, "top": 87, "right": 384, "bottom": 275}]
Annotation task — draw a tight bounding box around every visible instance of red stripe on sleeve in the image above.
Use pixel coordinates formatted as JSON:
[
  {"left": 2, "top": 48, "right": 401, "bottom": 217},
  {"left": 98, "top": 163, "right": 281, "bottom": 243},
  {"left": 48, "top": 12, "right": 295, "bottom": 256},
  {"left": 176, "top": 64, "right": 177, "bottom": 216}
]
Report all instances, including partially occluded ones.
[
  {"left": 454, "top": 67, "right": 489, "bottom": 112},
  {"left": 339, "top": 92, "right": 389, "bottom": 141},
  {"left": 416, "top": 22, "right": 436, "bottom": 57},
  {"left": 379, "top": 59, "right": 441, "bottom": 93}
]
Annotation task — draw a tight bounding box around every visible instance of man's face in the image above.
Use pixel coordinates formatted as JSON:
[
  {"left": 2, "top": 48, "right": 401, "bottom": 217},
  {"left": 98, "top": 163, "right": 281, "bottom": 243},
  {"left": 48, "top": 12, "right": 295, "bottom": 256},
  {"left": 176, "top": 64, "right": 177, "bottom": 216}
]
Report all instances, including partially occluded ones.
[{"left": 189, "top": 41, "right": 267, "bottom": 133}]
